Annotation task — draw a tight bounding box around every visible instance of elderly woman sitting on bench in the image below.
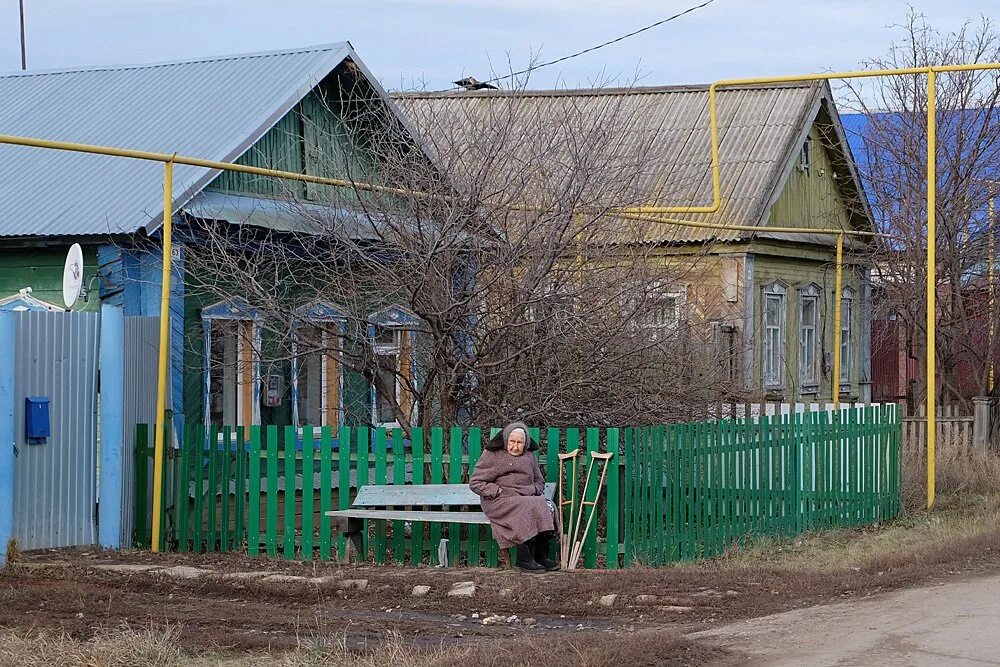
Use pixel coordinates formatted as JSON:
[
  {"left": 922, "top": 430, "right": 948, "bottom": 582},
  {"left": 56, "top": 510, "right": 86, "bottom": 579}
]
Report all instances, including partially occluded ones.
[{"left": 469, "top": 422, "right": 560, "bottom": 573}]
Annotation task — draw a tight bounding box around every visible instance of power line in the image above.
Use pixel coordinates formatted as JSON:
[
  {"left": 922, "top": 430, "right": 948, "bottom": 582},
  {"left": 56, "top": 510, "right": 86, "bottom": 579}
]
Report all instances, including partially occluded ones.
[{"left": 456, "top": 0, "right": 717, "bottom": 90}]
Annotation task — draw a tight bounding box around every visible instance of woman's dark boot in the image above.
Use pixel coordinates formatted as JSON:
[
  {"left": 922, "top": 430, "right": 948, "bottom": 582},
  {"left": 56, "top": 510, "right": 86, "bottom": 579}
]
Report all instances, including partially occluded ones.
[
  {"left": 533, "top": 531, "right": 561, "bottom": 571},
  {"left": 515, "top": 540, "right": 546, "bottom": 573}
]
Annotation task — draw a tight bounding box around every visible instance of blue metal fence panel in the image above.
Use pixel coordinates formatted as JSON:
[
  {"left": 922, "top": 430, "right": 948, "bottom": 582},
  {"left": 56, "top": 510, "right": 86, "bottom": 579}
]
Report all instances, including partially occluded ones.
[{"left": 12, "top": 311, "right": 100, "bottom": 549}]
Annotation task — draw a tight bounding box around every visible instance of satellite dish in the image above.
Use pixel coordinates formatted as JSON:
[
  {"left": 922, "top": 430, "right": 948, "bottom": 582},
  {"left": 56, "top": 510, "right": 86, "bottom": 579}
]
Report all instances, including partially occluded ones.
[{"left": 63, "top": 243, "right": 84, "bottom": 309}]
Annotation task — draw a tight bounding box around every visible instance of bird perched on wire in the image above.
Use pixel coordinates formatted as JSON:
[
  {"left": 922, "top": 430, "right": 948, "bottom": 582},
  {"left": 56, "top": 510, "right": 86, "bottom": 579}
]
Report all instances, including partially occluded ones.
[{"left": 453, "top": 76, "right": 498, "bottom": 91}]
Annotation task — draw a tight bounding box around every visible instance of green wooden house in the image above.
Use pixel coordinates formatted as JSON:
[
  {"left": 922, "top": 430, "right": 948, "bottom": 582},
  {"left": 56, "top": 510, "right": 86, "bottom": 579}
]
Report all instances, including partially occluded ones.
[
  {"left": 0, "top": 43, "right": 434, "bottom": 438},
  {"left": 398, "top": 82, "right": 875, "bottom": 403}
]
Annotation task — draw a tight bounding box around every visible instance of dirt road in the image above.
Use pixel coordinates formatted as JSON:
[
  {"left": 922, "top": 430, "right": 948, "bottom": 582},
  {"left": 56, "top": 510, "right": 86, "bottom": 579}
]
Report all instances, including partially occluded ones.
[{"left": 692, "top": 573, "right": 1000, "bottom": 666}]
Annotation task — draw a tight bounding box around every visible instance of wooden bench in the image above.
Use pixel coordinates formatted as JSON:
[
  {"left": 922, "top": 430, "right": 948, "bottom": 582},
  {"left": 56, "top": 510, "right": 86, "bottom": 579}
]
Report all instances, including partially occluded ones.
[{"left": 327, "top": 483, "right": 556, "bottom": 564}]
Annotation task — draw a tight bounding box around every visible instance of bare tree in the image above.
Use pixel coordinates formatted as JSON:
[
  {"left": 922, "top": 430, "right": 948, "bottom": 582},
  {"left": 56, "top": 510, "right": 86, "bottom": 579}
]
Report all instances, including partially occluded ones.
[
  {"left": 183, "top": 71, "right": 747, "bottom": 431},
  {"left": 841, "top": 10, "right": 1000, "bottom": 407}
]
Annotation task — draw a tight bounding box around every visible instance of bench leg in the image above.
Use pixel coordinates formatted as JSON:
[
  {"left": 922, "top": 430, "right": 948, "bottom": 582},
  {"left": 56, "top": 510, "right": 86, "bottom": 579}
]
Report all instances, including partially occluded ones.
[{"left": 336, "top": 517, "right": 364, "bottom": 564}]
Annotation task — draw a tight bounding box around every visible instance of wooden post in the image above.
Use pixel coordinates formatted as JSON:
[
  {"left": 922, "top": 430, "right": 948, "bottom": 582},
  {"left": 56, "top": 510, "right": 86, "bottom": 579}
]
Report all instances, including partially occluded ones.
[{"left": 973, "top": 396, "right": 992, "bottom": 452}]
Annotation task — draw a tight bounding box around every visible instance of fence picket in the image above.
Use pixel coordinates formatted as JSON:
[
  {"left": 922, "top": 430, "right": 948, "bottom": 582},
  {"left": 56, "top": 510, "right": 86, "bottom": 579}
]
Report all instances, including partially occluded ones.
[
  {"left": 302, "top": 426, "right": 315, "bottom": 560},
  {"left": 265, "top": 426, "right": 278, "bottom": 557},
  {"left": 467, "top": 428, "right": 483, "bottom": 567},
  {"left": 605, "top": 429, "right": 620, "bottom": 569},
  {"left": 331, "top": 426, "right": 346, "bottom": 561},
  {"left": 429, "top": 428, "right": 444, "bottom": 565},
  {"left": 283, "top": 426, "right": 296, "bottom": 559},
  {"left": 411, "top": 427, "right": 425, "bottom": 566},
  {"left": 175, "top": 425, "right": 189, "bottom": 552},
  {"left": 374, "top": 428, "right": 388, "bottom": 564},
  {"left": 221, "top": 426, "right": 232, "bottom": 553},
  {"left": 248, "top": 427, "right": 261, "bottom": 557},
  {"left": 392, "top": 428, "right": 406, "bottom": 563},
  {"left": 447, "top": 427, "right": 462, "bottom": 566}
]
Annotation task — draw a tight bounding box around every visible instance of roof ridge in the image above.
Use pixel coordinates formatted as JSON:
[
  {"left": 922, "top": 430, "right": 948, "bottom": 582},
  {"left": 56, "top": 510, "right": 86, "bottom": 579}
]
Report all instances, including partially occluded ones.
[
  {"left": 393, "top": 81, "right": 817, "bottom": 99},
  {"left": 0, "top": 42, "right": 350, "bottom": 79}
]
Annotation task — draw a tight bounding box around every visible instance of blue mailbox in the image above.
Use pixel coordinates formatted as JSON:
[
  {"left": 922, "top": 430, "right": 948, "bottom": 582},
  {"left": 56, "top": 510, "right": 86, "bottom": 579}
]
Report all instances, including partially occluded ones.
[{"left": 25, "top": 396, "right": 50, "bottom": 444}]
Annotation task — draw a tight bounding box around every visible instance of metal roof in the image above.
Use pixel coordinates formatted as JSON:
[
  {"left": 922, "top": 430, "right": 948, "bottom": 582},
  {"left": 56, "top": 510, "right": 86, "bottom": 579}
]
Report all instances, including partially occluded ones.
[
  {"left": 0, "top": 42, "right": 382, "bottom": 238},
  {"left": 395, "top": 83, "right": 855, "bottom": 244}
]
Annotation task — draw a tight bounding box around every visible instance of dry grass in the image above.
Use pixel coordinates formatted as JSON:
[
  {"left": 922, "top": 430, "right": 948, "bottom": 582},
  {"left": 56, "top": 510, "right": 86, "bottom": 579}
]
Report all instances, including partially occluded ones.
[
  {"left": 0, "top": 624, "right": 182, "bottom": 667},
  {"left": 713, "top": 445, "right": 1000, "bottom": 572},
  {"left": 0, "top": 627, "right": 725, "bottom": 667}
]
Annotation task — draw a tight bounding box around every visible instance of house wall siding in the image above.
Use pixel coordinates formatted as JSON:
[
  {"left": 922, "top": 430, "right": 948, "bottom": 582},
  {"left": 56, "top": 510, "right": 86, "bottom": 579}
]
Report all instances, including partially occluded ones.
[
  {"left": 751, "top": 252, "right": 864, "bottom": 401},
  {"left": 0, "top": 247, "right": 99, "bottom": 312},
  {"left": 769, "top": 117, "right": 858, "bottom": 233}
]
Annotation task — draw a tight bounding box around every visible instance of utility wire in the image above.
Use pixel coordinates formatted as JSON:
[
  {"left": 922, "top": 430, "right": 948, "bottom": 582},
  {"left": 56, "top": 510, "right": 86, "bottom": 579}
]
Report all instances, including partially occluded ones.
[{"left": 455, "top": 0, "right": 717, "bottom": 90}]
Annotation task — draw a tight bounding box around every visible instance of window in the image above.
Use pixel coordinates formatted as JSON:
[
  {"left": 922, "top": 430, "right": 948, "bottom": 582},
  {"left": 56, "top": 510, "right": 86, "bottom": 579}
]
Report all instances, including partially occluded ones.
[
  {"left": 798, "top": 285, "right": 820, "bottom": 389},
  {"left": 373, "top": 327, "right": 403, "bottom": 426},
  {"left": 205, "top": 314, "right": 258, "bottom": 427},
  {"left": 840, "top": 287, "right": 854, "bottom": 384},
  {"left": 761, "top": 282, "right": 787, "bottom": 389},
  {"left": 295, "top": 326, "right": 342, "bottom": 432},
  {"left": 646, "top": 293, "right": 679, "bottom": 330},
  {"left": 368, "top": 305, "right": 419, "bottom": 428},
  {"left": 799, "top": 136, "right": 812, "bottom": 173}
]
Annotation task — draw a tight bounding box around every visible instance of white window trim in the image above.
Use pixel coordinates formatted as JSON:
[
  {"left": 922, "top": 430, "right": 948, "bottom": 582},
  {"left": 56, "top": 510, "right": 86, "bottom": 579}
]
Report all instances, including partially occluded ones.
[
  {"left": 205, "top": 317, "right": 260, "bottom": 429},
  {"left": 373, "top": 327, "right": 405, "bottom": 429},
  {"left": 643, "top": 285, "right": 686, "bottom": 337},
  {"left": 293, "top": 326, "right": 345, "bottom": 434},
  {"left": 761, "top": 282, "right": 787, "bottom": 390},
  {"left": 798, "top": 285, "right": 821, "bottom": 391}
]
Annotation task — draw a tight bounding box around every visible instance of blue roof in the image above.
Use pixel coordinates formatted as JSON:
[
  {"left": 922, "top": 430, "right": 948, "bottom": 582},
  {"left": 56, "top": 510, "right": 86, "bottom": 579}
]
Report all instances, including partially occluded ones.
[{"left": 0, "top": 43, "right": 400, "bottom": 238}]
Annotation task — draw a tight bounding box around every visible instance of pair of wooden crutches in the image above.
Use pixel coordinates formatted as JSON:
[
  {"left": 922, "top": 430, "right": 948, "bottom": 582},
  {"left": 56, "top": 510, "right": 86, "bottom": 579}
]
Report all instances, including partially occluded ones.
[{"left": 556, "top": 448, "right": 614, "bottom": 570}]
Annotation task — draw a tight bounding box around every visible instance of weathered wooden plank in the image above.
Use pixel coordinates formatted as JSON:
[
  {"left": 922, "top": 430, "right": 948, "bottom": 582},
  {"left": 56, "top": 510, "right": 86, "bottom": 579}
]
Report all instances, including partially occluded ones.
[
  {"left": 328, "top": 509, "right": 491, "bottom": 524},
  {"left": 352, "top": 483, "right": 556, "bottom": 507}
]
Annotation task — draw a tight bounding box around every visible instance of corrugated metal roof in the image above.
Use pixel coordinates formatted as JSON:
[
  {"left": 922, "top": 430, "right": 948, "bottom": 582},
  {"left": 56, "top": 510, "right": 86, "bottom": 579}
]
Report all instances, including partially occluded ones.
[
  {"left": 0, "top": 43, "right": 357, "bottom": 238},
  {"left": 394, "top": 83, "right": 825, "bottom": 243}
]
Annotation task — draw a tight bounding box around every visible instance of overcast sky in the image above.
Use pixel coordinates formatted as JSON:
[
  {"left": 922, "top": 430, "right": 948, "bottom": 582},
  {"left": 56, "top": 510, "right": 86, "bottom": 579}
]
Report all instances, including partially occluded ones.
[{"left": 0, "top": 1, "right": 991, "bottom": 90}]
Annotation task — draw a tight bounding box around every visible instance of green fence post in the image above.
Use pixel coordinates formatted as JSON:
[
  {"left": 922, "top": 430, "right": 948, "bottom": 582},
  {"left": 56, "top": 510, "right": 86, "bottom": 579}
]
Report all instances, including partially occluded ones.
[
  {"left": 447, "top": 427, "right": 463, "bottom": 566},
  {"left": 301, "top": 426, "right": 315, "bottom": 560},
  {"left": 205, "top": 425, "right": 218, "bottom": 552},
  {"left": 221, "top": 425, "right": 232, "bottom": 553},
  {"left": 248, "top": 426, "right": 261, "bottom": 557},
  {"left": 133, "top": 424, "right": 149, "bottom": 549},
  {"left": 330, "top": 426, "right": 345, "bottom": 561},
  {"left": 265, "top": 425, "right": 279, "bottom": 557},
  {"left": 357, "top": 427, "right": 370, "bottom": 561},
  {"left": 467, "top": 428, "right": 482, "bottom": 567},
  {"left": 235, "top": 426, "right": 247, "bottom": 550},
  {"left": 582, "top": 428, "right": 600, "bottom": 568},
  {"left": 283, "top": 426, "right": 297, "bottom": 559},
  {"left": 429, "top": 427, "right": 444, "bottom": 564},
  {"left": 158, "top": 420, "right": 171, "bottom": 552},
  {"left": 175, "top": 425, "right": 190, "bottom": 552},
  {"left": 374, "top": 427, "right": 388, "bottom": 564},
  {"left": 391, "top": 428, "right": 406, "bottom": 563},
  {"left": 411, "top": 427, "right": 425, "bottom": 566},
  {"left": 605, "top": 429, "right": 620, "bottom": 569},
  {"left": 319, "top": 426, "right": 333, "bottom": 561}
]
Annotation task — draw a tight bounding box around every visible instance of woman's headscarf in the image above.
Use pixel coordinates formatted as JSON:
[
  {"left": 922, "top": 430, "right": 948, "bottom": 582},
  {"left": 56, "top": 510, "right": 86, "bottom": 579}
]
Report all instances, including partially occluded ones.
[{"left": 485, "top": 421, "right": 539, "bottom": 452}]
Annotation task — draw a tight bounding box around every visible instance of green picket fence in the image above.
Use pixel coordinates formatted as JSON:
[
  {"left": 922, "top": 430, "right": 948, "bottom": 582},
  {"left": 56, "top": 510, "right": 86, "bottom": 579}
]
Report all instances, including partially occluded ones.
[
  {"left": 133, "top": 405, "right": 900, "bottom": 568},
  {"left": 622, "top": 405, "right": 901, "bottom": 565},
  {"left": 134, "top": 424, "right": 623, "bottom": 568}
]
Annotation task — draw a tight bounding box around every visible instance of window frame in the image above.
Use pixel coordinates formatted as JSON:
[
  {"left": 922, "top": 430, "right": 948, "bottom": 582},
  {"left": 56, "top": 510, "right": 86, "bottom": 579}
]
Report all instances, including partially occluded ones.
[
  {"left": 367, "top": 305, "right": 419, "bottom": 429},
  {"left": 643, "top": 283, "right": 685, "bottom": 338},
  {"left": 840, "top": 286, "right": 855, "bottom": 386},
  {"left": 799, "top": 136, "right": 812, "bottom": 174},
  {"left": 797, "top": 284, "right": 821, "bottom": 391},
  {"left": 202, "top": 299, "right": 262, "bottom": 431},
  {"left": 761, "top": 281, "right": 787, "bottom": 390},
  {"left": 291, "top": 301, "right": 346, "bottom": 435}
]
